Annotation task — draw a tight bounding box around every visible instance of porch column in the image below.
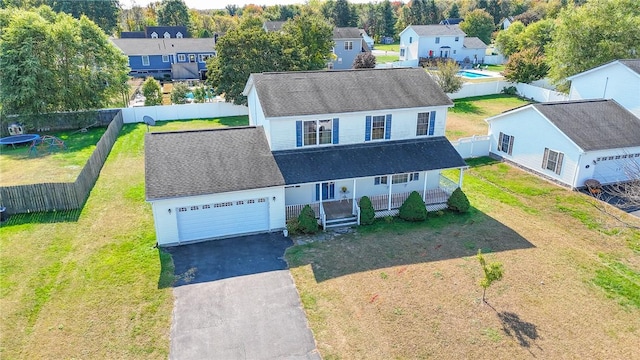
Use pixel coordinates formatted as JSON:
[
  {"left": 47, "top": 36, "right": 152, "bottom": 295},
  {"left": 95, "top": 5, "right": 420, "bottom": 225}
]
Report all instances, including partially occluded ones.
[
  {"left": 422, "top": 171, "right": 428, "bottom": 202},
  {"left": 319, "top": 183, "right": 323, "bottom": 206},
  {"left": 352, "top": 178, "right": 356, "bottom": 203},
  {"left": 459, "top": 168, "right": 464, "bottom": 189},
  {"left": 387, "top": 175, "right": 392, "bottom": 210}
]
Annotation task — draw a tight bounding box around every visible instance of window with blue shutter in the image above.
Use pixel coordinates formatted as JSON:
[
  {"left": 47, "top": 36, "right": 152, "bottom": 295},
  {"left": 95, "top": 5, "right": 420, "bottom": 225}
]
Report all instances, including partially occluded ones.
[
  {"left": 428, "top": 112, "right": 436, "bottom": 136},
  {"left": 332, "top": 118, "right": 339, "bottom": 144},
  {"left": 365, "top": 116, "right": 372, "bottom": 141},
  {"left": 385, "top": 114, "right": 392, "bottom": 139},
  {"left": 296, "top": 121, "right": 302, "bottom": 147}
]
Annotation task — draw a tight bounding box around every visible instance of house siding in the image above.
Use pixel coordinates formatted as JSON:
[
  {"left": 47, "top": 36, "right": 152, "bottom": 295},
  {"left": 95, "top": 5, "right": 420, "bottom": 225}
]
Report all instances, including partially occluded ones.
[
  {"left": 151, "top": 186, "right": 285, "bottom": 246},
  {"left": 569, "top": 63, "right": 640, "bottom": 118},
  {"left": 332, "top": 38, "right": 362, "bottom": 70},
  {"left": 488, "top": 107, "right": 581, "bottom": 187},
  {"left": 266, "top": 106, "right": 450, "bottom": 151}
]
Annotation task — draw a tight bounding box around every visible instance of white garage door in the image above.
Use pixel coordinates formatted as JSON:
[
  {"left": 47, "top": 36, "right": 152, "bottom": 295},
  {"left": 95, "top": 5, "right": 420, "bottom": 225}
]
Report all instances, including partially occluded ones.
[
  {"left": 176, "top": 198, "right": 269, "bottom": 242},
  {"left": 593, "top": 154, "right": 640, "bottom": 184}
]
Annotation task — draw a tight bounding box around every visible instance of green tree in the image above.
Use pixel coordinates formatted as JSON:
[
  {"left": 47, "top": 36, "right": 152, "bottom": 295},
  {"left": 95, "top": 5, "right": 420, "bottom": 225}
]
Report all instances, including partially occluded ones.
[
  {"left": 282, "top": 13, "right": 333, "bottom": 70},
  {"left": 207, "top": 17, "right": 302, "bottom": 105},
  {"left": 377, "top": 0, "right": 396, "bottom": 38},
  {"left": 398, "top": 191, "right": 428, "bottom": 222},
  {"left": 487, "top": 0, "right": 503, "bottom": 25},
  {"left": 459, "top": 8, "right": 494, "bottom": 45},
  {"left": 171, "top": 82, "right": 190, "bottom": 104},
  {"left": 427, "top": 0, "right": 438, "bottom": 24},
  {"left": 547, "top": 0, "right": 640, "bottom": 91},
  {"left": 428, "top": 59, "right": 464, "bottom": 93},
  {"left": 157, "top": 0, "right": 190, "bottom": 27},
  {"left": 142, "top": 77, "right": 162, "bottom": 106},
  {"left": 331, "top": 0, "right": 356, "bottom": 27},
  {"left": 494, "top": 20, "right": 525, "bottom": 57},
  {"left": 0, "top": 8, "right": 129, "bottom": 116},
  {"left": 519, "top": 19, "right": 554, "bottom": 53},
  {"left": 448, "top": 2, "right": 460, "bottom": 19},
  {"left": 447, "top": 187, "right": 470, "bottom": 212},
  {"left": 49, "top": 0, "right": 120, "bottom": 33},
  {"left": 409, "top": 0, "right": 426, "bottom": 25},
  {"left": 352, "top": 52, "right": 377, "bottom": 68},
  {"left": 297, "top": 205, "right": 319, "bottom": 234},
  {"left": 502, "top": 47, "right": 549, "bottom": 83},
  {"left": 477, "top": 249, "right": 504, "bottom": 302}
]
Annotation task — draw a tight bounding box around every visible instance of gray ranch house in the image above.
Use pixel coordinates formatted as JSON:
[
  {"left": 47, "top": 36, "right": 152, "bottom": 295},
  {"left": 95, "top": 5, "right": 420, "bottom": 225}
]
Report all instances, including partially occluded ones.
[{"left": 146, "top": 68, "right": 466, "bottom": 246}]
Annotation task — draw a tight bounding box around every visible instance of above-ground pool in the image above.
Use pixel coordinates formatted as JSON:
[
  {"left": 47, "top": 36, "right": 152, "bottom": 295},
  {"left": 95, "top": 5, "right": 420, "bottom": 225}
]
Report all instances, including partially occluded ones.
[{"left": 457, "top": 71, "right": 492, "bottom": 79}]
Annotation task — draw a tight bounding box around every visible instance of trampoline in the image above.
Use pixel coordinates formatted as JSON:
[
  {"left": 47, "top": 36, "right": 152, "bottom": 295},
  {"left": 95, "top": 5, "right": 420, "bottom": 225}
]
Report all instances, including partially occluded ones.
[{"left": 0, "top": 134, "right": 41, "bottom": 146}]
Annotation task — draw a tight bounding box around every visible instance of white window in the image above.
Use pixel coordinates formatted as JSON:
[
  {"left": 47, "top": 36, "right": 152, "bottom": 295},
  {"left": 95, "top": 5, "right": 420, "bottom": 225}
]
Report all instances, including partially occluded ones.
[
  {"left": 162, "top": 55, "right": 169, "bottom": 62},
  {"left": 142, "top": 55, "right": 150, "bottom": 66},
  {"left": 435, "top": 37, "right": 440, "bottom": 44},
  {"left": 178, "top": 54, "right": 186, "bottom": 62},
  {"left": 151, "top": 31, "right": 158, "bottom": 38},
  {"left": 374, "top": 176, "right": 388, "bottom": 185},
  {"left": 371, "top": 115, "right": 385, "bottom": 140},
  {"left": 416, "top": 112, "right": 430, "bottom": 136},
  {"left": 455, "top": 36, "right": 459, "bottom": 42},
  {"left": 163, "top": 31, "right": 170, "bottom": 38},
  {"left": 392, "top": 174, "right": 408, "bottom": 184},
  {"left": 410, "top": 172, "right": 420, "bottom": 181},
  {"left": 176, "top": 32, "right": 183, "bottom": 38},
  {"left": 498, "top": 132, "right": 514, "bottom": 155},
  {"left": 344, "top": 41, "right": 353, "bottom": 50},
  {"left": 303, "top": 119, "right": 333, "bottom": 146},
  {"left": 543, "top": 148, "right": 564, "bottom": 175}
]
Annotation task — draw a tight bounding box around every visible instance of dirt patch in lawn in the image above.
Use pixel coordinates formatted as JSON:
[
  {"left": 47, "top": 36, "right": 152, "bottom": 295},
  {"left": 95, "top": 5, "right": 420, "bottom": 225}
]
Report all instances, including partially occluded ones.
[{"left": 287, "top": 160, "right": 640, "bottom": 359}]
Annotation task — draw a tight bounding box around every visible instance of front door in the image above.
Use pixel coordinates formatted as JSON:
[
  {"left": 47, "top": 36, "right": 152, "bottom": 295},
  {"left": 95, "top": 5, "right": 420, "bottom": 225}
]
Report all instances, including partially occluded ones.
[{"left": 316, "top": 182, "right": 335, "bottom": 201}]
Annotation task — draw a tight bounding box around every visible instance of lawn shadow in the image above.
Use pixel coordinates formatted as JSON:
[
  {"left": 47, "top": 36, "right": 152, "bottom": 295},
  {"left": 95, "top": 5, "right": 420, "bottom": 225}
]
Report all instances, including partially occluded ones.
[
  {"left": 0, "top": 209, "right": 81, "bottom": 227},
  {"left": 498, "top": 311, "right": 540, "bottom": 349},
  {"left": 162, "top": 232, "right": 293, "bottom": 287},
  {"left": 288, "top": 208, "right": 535, "bottom": 283},
  {"left": 451, "top": 100, "right": 484, "bottom": 115}
]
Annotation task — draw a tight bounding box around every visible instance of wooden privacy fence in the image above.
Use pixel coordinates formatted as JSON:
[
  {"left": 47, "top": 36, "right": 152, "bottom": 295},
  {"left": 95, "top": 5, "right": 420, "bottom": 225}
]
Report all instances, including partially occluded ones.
[{"left": 0, "top": 111, "right": 124, "bottom": 215}]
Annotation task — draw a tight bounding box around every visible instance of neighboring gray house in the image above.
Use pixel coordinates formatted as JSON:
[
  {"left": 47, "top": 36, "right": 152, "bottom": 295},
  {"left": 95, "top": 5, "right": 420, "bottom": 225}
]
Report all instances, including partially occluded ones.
[
  {"left": 486, "top": 99, "right": 640, "bottom": 188},
  {"left": 331, "top": 27, "right": 370, "bottom": 70}
]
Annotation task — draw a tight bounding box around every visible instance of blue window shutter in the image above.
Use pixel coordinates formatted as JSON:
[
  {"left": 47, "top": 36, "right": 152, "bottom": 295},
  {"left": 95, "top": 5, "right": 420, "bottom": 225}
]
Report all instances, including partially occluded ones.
[
  {"left": 315, "top": 183, "right": 320, "bottom": 201},
  {"left": 428, "top": 111, "right": 436, "bottom": 136},
  {"left": 296, "top": 121, "right": 302, "bottom": 147},
  {"left": 332, "top": 118, "right": 339, "bottom": 144},
  {"left": 365, "top": 116, "right": 372, "bottom": 141},
  {"left": 385, "top": 114, "right": 392, "bottom": 139}
]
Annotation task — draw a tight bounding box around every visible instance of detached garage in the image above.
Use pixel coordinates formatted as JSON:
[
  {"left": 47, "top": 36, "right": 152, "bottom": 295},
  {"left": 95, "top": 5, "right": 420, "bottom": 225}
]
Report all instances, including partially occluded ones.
[
  {"left": 145, "top": 127, "right": 286, "bottom": 246},
  {"left": 486, "top": 99, "right": 640, "bottom": 189}
]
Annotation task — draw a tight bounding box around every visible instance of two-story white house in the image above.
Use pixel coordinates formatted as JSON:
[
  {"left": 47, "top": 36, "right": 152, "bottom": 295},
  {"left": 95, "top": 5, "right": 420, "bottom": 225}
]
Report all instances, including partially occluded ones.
[
  {"left": 398, "top": 25, "right": 487, "bottom": 66},
  {"left": 567, "top": 59, "right": 640, "bottom": 118},
  {"left": 146, "top": 68, "right": 467, "bottom": 246}
]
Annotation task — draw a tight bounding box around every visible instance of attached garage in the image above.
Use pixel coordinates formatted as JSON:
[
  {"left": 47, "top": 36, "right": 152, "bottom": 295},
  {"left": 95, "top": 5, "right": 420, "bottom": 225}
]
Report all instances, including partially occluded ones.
[{"left": 145, "top": 127, "right": 286, "bottom": 246}]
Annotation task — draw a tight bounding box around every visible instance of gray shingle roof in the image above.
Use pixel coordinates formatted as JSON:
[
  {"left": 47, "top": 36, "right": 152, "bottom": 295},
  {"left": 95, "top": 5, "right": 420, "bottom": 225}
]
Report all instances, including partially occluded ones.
[
  {"left": 619, "top": 59, "right": 640, "bottom": 75},
  {"left": 463, "top": 37, "right": 487, "bottom": 49},
  {"left": 334, "top": 27, "right": 362, "bottom": 39},
  {"left": 272, "top": 137, "right": 467, "bottom": 184},
  {"left": 409, "top": 25, "right": 466, "bottom": 37},
  {"left": 111, "top": 38, "right": 215, "bottom": 56},
  {"left": 250, "top": 68, "right": 453, "bottom": 118},
  {"left": 533, "top": 99, "right": 640, "bottom": 151},
  {"left": 263, "top": 21, "right": 285, "bottom": 32},
  {"left": 145, "top": 127, "right": 285, "bottom": 200}
]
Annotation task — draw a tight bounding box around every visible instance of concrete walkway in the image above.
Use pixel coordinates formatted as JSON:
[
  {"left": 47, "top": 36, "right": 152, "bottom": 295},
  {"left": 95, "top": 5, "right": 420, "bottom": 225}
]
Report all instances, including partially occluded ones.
[{"left": 166, "top": 233, "right": 320, "bottom": 360}]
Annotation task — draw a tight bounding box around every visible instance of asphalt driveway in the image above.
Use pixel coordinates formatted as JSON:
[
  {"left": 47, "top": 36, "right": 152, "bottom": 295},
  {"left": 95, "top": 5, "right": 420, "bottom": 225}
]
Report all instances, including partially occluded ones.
[{"left": 166, "top": 233, "right": 320, "bottom": 360}]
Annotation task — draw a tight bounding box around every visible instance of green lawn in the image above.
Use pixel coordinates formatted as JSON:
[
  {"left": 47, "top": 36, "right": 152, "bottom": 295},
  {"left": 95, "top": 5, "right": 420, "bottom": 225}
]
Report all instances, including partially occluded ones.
[
  {"left": 374, "top": 54, "right": 399, "bottom": 64},
  {"left": 0, "top": 116, "right": 248, "bottom": 359},
  {"left": 287, "top": 157, "right": 640, "bottom": 359},
  {"left": 374, "top": 42, "right": 400, "bottom": 52}
]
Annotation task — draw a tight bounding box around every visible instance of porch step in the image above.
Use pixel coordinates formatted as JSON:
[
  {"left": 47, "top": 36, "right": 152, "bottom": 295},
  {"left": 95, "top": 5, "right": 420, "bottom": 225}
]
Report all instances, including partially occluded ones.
[{"left": 325, "top": 217, "right": 358, "bottom": 229}]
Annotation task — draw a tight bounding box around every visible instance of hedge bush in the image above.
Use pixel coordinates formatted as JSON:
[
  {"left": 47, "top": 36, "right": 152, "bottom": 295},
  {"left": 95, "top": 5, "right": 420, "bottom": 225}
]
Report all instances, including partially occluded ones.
[
  {"left": 398, "top": 191, "right": 428, "bottom": 222},
  {"left": 297, "top": 205, "right": 319, "bottom": 234},
  {"left": 359, "top": 196, "right": 375, "bottom": 225},
  {"left": 448, "top": 187, "right": 470, "bottom": 213}
]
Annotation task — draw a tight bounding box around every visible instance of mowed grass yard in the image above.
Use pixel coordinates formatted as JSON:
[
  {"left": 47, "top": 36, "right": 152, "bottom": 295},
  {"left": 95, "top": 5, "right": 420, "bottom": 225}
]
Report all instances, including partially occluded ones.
[
  {"left": 446, "top": 94, "right": 531, "bottom": 141},
  {"left": 286, "top": 158, "right": 640, "bottom": 359},
  {"left": 0, "top": 116, "right": 247, "bottom": 359}
]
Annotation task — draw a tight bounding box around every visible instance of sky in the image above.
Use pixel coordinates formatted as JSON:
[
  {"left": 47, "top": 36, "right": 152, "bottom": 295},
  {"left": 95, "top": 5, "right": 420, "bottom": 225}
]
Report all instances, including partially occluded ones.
[{"left": 120, "top": 0, "right": 375, "bottom": 10}]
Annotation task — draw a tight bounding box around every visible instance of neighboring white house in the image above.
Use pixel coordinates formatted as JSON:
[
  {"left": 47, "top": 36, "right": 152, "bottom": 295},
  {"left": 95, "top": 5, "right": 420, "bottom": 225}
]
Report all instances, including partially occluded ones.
[
  {"left": 398, "top": 25, "right": 487, "bottom": 66},
  {"left": 567, "top": 59, "right": 640, "bottom": 118},
  {"left": 145, "top": 68, "right": 468, "bottom": 246},
  {"left": 486, "top": 99, "right": 640, "bottom": 189}
]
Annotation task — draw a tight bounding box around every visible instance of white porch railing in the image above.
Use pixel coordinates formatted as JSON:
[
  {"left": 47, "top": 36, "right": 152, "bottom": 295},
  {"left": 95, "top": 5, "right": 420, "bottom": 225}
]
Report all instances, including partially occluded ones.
[
  {"left": 319, "top": 202, "right": 327, "bottom": 231},
  {"left": 285, "top": 203, "right": 320, "bottom": 220},
  {"left": 354, "top": 201, "right": 361, "bottom": 225}
]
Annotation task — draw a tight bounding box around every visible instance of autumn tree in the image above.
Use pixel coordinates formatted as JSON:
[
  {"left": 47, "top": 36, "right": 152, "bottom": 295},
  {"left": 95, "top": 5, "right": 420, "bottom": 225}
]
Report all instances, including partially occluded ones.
[
  {"left": 282, "top": 13, "right": 333, "bottom": 70},
  {"left": 170, "top": 82, "right": 190, "bottom": 104},
  {"left": 502, "top": 47, "right": 549, "bottom": 83},
  {"left": 547, "top": 0, "right": 640, "bottom": 91},
  {"left": 459, "top": 8, "right": 494, "bottom": 45},
  {"left": 494, "top": 20, "right": 525, "bottom": 57},
  {"left": 353, "top": 52, "right": 377, "bottom": 68},
  {"left": 428, "top": 59, "right": 464, "bottom": 93}
]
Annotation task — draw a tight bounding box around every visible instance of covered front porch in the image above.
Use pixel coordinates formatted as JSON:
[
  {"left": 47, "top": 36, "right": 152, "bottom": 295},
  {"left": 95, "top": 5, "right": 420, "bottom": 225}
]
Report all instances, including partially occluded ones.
[{"left": 285, "top": 173, "right": 461, "bottom": 228}]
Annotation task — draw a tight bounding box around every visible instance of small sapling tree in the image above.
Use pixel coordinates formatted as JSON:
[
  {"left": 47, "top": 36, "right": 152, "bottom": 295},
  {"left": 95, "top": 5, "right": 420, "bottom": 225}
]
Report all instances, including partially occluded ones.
[{"left": 477, "top": 249, "right": 504, "bottom": 303}]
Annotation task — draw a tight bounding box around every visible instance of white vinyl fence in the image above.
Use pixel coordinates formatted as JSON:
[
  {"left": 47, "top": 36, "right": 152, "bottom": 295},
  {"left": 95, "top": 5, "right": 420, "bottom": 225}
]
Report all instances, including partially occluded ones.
[
  {"left": 451, "top": 135, "right": 490, "bottom": 159},
  {"left": 121, "top": 102, "right": 248, "bottom": 124},
  {"left": 448, "top": 79, "right": 569, "bottom": 103}
]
